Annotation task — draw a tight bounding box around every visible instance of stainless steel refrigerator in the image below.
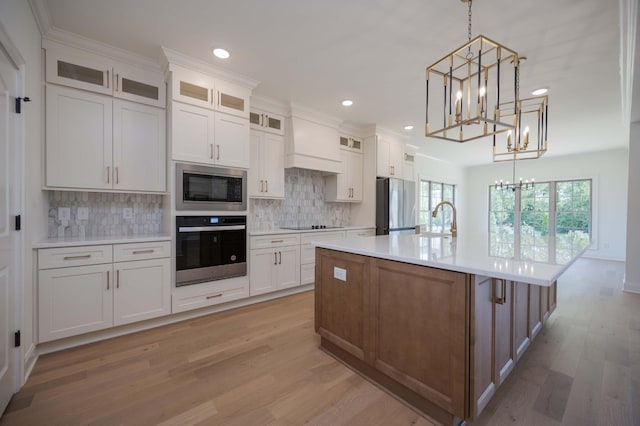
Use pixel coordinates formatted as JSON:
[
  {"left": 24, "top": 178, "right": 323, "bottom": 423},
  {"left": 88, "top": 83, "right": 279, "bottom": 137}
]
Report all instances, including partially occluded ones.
[{"left": 376, "top": 177, "right": 417, "bottom": 235}]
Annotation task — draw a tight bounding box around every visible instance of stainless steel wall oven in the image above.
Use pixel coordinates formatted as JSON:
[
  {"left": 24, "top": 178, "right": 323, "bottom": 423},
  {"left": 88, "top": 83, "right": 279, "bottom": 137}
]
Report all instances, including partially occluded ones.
[{"left": 175, "top": 215, "right": 247, "bottom": 286}]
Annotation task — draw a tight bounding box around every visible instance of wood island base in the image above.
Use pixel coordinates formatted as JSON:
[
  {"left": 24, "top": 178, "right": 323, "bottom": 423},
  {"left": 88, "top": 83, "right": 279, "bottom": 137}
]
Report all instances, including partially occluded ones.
[{"left": 314, "top": 248, "right": 557, "bottom": 425}]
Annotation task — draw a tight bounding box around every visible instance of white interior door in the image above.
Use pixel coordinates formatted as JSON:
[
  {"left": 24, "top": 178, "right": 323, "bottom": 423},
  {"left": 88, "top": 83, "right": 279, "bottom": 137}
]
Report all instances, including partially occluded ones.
[{"left": 0, "top": 43, "right": 18, "bottom": 415}]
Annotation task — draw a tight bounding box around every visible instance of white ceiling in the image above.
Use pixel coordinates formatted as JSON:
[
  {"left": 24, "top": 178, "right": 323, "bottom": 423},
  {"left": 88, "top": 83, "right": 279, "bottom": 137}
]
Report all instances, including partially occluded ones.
[{"left": 37, "top": 0, "right": 629, "bottom": 166}]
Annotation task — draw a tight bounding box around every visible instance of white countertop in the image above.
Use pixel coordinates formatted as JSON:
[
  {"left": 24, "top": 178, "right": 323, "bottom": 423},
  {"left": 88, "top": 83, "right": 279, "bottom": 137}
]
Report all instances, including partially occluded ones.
[
  {"left": 33, "top": 234, "right": 172, "bottom": 249},
  {"left": 249, "top": 226, "right": 374, "bottom": 236},
  {"left": 313, "top": 233, "right": 591, "bottom": 286}
]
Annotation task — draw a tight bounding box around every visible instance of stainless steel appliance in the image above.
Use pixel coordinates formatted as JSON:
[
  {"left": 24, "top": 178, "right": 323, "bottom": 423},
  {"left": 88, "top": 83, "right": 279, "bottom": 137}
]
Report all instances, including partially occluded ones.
[
  {"left": 376, "top": 177, "right": 417, "bottom": 235},
  {"left": 175, "top": 215, "right": 247, "bottom": 286},
  {"left": 176, "top": 163, "right": 247, "bottom": 211}
]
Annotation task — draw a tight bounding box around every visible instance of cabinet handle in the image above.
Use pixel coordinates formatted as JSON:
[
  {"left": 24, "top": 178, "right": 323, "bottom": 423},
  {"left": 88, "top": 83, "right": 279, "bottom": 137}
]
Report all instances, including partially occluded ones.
[
  {"left": 107, "top": 270, "right": 110, "bottom": 290},
  {"left": 63, "top": 254, "right": 91, "bottom": 261},
  {"left": 116, "top": 270, "right": 120, "bottom": 289},
  {"left": 216, "top": 144, "right": 220, "bottom": 160},
  {"left": 265, "top": 114, "right": 269, "bottom": 127},
  {"left": 115, "top": 73, "right": 119, "bottom": 91},
  {"left": 116, "top": 167, "right": 119, "bottom": 184},
  {"left": 271, "top": 240, "right": 284, "bottom": 243},
  {"left": 260, "top": 180, "right": 264, "bottom": 192},
  {"left": 132, "top": 249, "right": 154, "bottom": 255},
  {"left": 106, "top": 166, "right": 110, "bottom": 184},
  {"left": 274, "top": 252, "right": 278, "bottom": 265},
  {"left": 278, "top": 251, "right": 282, "bottom": 265},
  {"left": 106, "top": 70, "right": 110, "bottom": 89},
  {"left": 206, "top": 293, "right": 223, "bottom": 299},
  {"left": 210, "top": 88, "right": 214, "bottom": 105},
  {"left": 494, "top": 279, "right": 507, "bottom": 305},
  {"left": 210, "top": 144, "right": 214, "bottom": 160},
  {"left": 261, "top": 114, "right": 264, "bottom": 127},
  {"left": 265, "top": 180, "right": 268, "bottom": 193},
  {"left": 218, "top": 91, "right": 220, "bottom": 107}
]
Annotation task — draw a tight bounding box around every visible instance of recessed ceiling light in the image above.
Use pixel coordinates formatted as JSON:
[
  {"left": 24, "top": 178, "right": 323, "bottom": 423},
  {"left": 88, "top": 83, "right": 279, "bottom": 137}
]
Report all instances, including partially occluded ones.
[
  {"left": 404, "top": 125, "right": 414, "bottom": 131},
  {"left": 213, "top": 48, "right": 230, "bottom": 59},
  {"left": 341, "top": 99, "right": 353, "bottom": 107},
  {"left": 531, "top": 87, "right": 548, "bottom": 96}
]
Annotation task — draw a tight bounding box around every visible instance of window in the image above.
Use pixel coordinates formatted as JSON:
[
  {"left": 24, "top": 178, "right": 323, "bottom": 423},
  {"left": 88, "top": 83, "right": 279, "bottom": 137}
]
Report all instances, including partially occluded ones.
[
  {"left": 420, "top": 180, "right": 456, "bottom": 233},
  {"left": 488, "top": 179, "right": 591, "bottom": 262}
]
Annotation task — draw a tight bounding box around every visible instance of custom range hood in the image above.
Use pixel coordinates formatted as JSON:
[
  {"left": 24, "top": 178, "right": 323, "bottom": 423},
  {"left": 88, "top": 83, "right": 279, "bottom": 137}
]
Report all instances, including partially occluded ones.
[{"left": 285, "top": 104, "right": 342, "bottom": 174}]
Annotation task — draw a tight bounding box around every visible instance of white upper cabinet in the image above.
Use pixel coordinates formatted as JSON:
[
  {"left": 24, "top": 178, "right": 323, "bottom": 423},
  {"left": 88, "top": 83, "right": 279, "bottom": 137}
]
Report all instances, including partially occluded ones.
[
  {"left": 250, "top": 108, "right": 285, "bottom": 135},
  {"left": 249, "top": 130, "right": 285, "bottom": 199},
  {"left": 214, "top": 112, "right": 250, "bottom": 168},
  {"left": 45, "top": 46, "right": 166, "bottom": 108},
  {"left": 112, "top": 99, "right": 166, "bottom": 192},
  {"left": 325, "top": 148, "right": 363, "bottom": 202},
  {"left": 403, "top": 151, "right": 416, "bottom": 182},
  {"left": 377, "top": 136, "right": 404, "bottom": 178},
  {"left": 46, "top": 85, "right": 113, "bottom": 190},
  {"left": 46, "top": 85, "right": 166, "bottom": 192},
  {"left": 170, "top": 64, "right": 250, "bottom": 118}
]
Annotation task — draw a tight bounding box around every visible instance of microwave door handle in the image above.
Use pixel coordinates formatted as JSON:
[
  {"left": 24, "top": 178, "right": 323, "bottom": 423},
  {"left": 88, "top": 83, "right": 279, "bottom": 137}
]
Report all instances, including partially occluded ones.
[{"left": 178, "top": 225, "right": 246, "bottom": 232}]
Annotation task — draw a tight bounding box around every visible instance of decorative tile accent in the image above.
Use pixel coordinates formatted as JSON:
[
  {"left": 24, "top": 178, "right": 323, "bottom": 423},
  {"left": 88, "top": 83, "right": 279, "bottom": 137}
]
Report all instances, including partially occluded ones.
[
  {"left": 249, "top": 168, "right": 350, "bottom": 231},
  {"left": 47, "top": 191, "right": 164, "bottom": 238}
]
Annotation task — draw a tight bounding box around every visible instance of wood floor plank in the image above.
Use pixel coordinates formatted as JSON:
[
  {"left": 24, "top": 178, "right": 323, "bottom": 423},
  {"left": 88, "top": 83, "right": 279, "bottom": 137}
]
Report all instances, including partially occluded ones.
[{"left": 2, "top": 259, "right": 640, "bottom": 426}]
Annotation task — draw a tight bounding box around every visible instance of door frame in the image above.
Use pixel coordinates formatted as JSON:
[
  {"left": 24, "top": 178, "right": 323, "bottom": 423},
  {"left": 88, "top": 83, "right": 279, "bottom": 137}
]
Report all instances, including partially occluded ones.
[{"left": 0, "top": 20, "right": 25, "bottom": 414}]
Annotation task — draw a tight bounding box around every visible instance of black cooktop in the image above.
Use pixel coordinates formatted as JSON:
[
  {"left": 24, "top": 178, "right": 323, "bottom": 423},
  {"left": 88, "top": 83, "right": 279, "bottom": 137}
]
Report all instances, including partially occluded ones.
[{"left": 280, "top": 225, "right": 344, "bottom": 230}]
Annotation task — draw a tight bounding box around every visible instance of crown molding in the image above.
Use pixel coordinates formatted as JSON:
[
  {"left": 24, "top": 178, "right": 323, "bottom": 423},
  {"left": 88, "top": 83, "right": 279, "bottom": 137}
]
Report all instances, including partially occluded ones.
[
  {"left": 28, "top": 0, "right": 52, "bottom": 36},
  {"left": 249, "top": 94, "right": 290, "bottom": 116},
  {"left": 375, "top": 125, "right": 409, "bottom": 141},
  {"left": 338, "top": 122, "right": 371, "bottom": 138},
  {"left": 42, "top": 27, "right": 162, "bottom": 72},
  {"left": 162, "top": 47, "right": 259, "bottom": 90}
]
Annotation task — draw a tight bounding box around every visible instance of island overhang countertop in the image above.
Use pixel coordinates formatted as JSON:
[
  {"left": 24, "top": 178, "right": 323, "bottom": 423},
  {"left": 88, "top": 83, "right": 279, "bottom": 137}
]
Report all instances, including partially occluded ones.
[{"left": 312, "top": 232, "right": 590, "bottom": 287}]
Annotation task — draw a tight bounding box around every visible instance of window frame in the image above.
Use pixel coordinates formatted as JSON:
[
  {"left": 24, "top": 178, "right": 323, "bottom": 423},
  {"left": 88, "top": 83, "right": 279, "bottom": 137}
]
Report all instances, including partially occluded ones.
[{"left": 420, "top": 179, "right": 456, "bottom": 233}]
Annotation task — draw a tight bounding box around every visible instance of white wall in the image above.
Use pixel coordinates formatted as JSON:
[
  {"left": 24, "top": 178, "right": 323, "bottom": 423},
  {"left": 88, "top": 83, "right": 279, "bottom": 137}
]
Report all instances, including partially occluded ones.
[
  {"left": 464, "top": 148, "right": 628, "bottom": 261},
  {"left": 625, "top": 123, "right": 640, "bottom": 291},
  {"left": 0, "top": 0, "right": 45, "bottom": 382}
]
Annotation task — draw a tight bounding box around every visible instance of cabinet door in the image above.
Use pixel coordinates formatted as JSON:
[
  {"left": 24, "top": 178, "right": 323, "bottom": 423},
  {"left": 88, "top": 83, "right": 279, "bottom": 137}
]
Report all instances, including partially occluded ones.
[
  {"left": 214, "top": 80, "right": 250, "bottom": 118},
  {"left": 46, "top": 85, "right": 112, "bottom": 190},
  {"left": 114, "top": 63, "right": 166, "bottom": 108},
  {"left": 389, "top": 141, "right": 404, "bottom": 178},
  {"left": 171, "top": 65, "right": 214, "bottom": 109},
  {"left": 376, "top": 138, "right": 391, "bottom": 177},
  {"left": 214, "top": 112, "right": 249, "bottom": 168},
  {"left": 472, "top": 276, "right": 497, "bottom": 417},
  {"left": 248, "top": 130, "right": 263, "bottom": 197},
  {"left": 262, "top": 133, "right": 285, "bottom": 198},
  {"left": 38, "top": 264, "right": 113, "bottom": 343},
  {"left": 529, "top": 284, "right": 542, "bottom": 339},
  {"left": 250, "top": 110, "right": 285, "bottom": 135},
  {"left": 275, "top": 245, "right": 300, "bottom": 289},
  {"left": 403, "top": 152, "right": 416, "bottom": 181},
  {"left": 45, "top": 47, "right": 112, "bottom": 95},
  {"left": 113, "top": 100, "right": 166, "bottom": 192},
  {"left": 249, "top": 248, "right": 277, "bottom": 296},
  {"left": 348, "top": 150, "right": 363, "bottom": 201},
  {"left": 494, "top": 279, "right": 515, "bottom": 386},
  {"left": 514, "top": 281, "right": 530, "bottom": 360},
  {"left": 113, "top": 258, "right": 171, "bottom": 326},
  {"left": 171, "top": 102, "right": 214, "bottom": 164}
]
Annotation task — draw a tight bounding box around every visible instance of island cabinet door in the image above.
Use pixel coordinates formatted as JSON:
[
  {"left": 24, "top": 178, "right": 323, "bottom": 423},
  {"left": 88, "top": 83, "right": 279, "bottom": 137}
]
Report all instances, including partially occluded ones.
[
  {"left": 470, "top": 277, "right": 517, "bottom": 418},
  {"left": 314, "top": 249, "right": 369, "bottom": 361},
  {"left": 529, "top": 284, "right": 543, "bottom": 339},
  {"left": 369, "top": 258, "right": 469, "bottom": 419},
  {"left": 514, "top": 282, "right": 531, "bottom": 361}
]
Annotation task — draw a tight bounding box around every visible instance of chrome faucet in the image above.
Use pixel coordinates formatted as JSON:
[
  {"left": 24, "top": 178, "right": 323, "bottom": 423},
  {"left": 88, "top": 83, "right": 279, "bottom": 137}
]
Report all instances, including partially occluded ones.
[{"left": 431, "top": 201, "right": 457, "bottom": 238}]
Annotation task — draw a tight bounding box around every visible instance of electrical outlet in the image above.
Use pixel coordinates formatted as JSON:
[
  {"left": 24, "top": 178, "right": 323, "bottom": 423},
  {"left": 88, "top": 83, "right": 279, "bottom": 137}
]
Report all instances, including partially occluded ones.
[
  {"left": 58, "top": 207, "right": 70, "bottom": 221},
  {"left": 77, "top": 207, "right": 89, "bottom": 220},
  {"left": 334, "top": 267, "right": 347, "bottom": 282},
  {"left": 123, "top": 208, "right": 133, "bottom": 220}
]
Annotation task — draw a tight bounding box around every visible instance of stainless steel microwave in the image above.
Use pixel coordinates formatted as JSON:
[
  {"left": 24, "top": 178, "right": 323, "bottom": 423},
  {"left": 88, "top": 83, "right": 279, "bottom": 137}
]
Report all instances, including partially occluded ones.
[{"left": 176, "top": 163, "right": 247, "bottom": 211}]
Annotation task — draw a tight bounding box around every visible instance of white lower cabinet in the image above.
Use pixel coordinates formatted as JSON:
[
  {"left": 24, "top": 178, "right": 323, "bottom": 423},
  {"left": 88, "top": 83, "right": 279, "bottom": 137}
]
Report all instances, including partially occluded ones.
[
  {"left": 38, "top": 241, "right": 171, "bottom": 343},
  {"left": 249, "top": 234, "right": 300, "bottom": 296}
]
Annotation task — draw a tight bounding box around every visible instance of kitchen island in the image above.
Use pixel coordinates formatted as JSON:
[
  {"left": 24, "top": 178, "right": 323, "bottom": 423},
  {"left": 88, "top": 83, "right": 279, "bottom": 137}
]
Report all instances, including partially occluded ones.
[{"left": 313, "top": 233, "right": 589, "bottom": 425}]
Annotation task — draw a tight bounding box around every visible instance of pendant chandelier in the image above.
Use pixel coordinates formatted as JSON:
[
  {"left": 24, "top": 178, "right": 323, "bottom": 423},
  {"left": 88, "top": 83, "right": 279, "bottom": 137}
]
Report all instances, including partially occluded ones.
[
  {"left": 492, "top": 94, "right": 548, "bottom": 162},
  {"left": 425, "top": 0, "right": 521, "bottom": 143},
  {"left": 494, "top": 156, "right": 535, "bottom": 192}
]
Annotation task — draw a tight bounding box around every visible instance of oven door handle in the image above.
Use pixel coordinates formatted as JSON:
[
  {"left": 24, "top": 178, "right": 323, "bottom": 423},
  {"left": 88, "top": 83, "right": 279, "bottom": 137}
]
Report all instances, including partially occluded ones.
[{"left": 178, "top": 225, "right": 246, "bottom": 232}]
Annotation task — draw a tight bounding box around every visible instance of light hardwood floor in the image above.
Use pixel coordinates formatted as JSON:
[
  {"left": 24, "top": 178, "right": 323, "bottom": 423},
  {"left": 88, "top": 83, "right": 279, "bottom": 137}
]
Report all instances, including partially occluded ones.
[{"left": 1, "top": 258, "right": 638, "bottom": 425}]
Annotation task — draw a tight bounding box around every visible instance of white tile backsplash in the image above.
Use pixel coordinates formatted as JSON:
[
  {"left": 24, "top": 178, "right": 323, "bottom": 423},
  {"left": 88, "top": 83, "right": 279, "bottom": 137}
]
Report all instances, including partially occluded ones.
[
  {"left": 249, "top": 168, "right": 350, "bottom": 231},
  {"left": 47, "top": 191, "right": 163, "bottom": 238}
]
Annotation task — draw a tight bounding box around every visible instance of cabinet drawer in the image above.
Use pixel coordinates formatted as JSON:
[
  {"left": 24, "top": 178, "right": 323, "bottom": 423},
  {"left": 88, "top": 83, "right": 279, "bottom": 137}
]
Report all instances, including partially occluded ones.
[
  {"left": 301, "top": 244, "right": 316, "bottom": 265},
  {"left": 300, "top": 230, "right": 346, "bottom": 245},
  {"left": 113, "top": 241, "right": 171, "bottom": 262},
  {"left": 250, "top": 233, "right": 300, "bottom": 249},
  {"left": 39, "top": 245, "right": 112, "bottom": 269},
  {"left": 301, "top": 263, "right": 315, "bottom": 285},
  {"left": 346, "top": 228, "right": 376, "bottom": 238},
  {"left": 172, "top": 280, "right": 249, "bottom": 313}
]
